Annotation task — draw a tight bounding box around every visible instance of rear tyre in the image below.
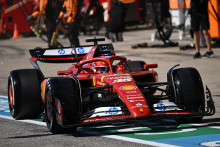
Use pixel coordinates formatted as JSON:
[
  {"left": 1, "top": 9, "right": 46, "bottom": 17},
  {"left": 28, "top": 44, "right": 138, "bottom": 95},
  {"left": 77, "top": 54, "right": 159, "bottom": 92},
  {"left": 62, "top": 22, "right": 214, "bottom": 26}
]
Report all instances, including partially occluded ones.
[
  {"left": 173, "top": 68, "right": 205, "bottom": 123},
  {"left": 8, "top": 69, "right": 44, "bottom": 119},
  {"left": 45, "top": 77, "right": 80, "bottom": 134}
]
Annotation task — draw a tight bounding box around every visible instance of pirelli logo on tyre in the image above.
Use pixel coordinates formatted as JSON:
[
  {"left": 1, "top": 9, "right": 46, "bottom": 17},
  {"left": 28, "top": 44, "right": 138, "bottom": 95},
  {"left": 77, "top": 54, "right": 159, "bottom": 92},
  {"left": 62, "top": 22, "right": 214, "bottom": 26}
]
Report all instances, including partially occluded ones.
[{"left": 120, "top": 85, "right": 137, "bottom": 91}]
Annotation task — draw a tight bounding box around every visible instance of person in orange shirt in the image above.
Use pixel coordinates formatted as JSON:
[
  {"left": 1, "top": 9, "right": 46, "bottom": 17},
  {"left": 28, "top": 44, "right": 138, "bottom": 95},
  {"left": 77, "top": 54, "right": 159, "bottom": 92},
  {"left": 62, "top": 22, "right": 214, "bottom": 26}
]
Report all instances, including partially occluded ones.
[
  {"left": 27, "top": 0, "right": 63, "bottom": 48},
  {"left": 58, "top": 0, "right": 80, "bottom": 46}
]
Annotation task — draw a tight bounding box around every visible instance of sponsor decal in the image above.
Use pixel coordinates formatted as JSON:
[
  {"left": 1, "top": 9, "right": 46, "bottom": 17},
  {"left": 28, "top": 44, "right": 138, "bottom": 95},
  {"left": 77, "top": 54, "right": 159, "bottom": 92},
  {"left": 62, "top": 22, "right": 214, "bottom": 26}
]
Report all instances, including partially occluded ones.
[
  {"left": 156, "top": 103, "right": 166, "bottom": 111},
  {"left": 113, "top": 78, "right": 132, "bottom": 83},
  {"left": 101, "top": 74, "right": 130, "bottom": 82},
  {"left": 131, "top": 105, "right": 148, "bottom": 108},
  {"left": 131, "top": 105, "right": 148, "bottom": 109},
  {"left": 109, "top": 107, "right": 119, "bottom": 115},
  {"left": 107, "top": 76, "right": 130, "bottom": 80},
  {"left": 126, "top": 91, "right": 137, "bottom": 94},
  {"left": 97, "top": 81, "right": 105, "bottom": 86},
  {"left": 103, "top": 56, "right": 112, "bottom": 58},
  {"left": 88, "top": 107, "right": 122, "bottom": 118},
  {"left": 164, "top": 112, "right": 192, "bottom": 115},
  {"left": 127, "top": 96, "right": 144, "bottom": 99},
  {"left": 153, "top": 102, "right": 182, "bottom": 112},
  {"left": 58, "top": 49, "right": 65, "bottom": 55},
  {"left": 78, "top": 47, "right": 85, "bottom": 54},
  {"left": 44, "top": 47, "right": 93, "bottom": 56},
  {"left": 129, "top": 100, "right": 145, "bottom": 103},
  {"left": 44, "top": 49, "right": 68, "bottom": 55},
  {"left": 120, "top": 85, "right": 137, "bottom": 91},
  {"left": 126, "top": 94, "right": 142, "bottom": 97},
  {"left": 84, "top": 117, "right": 117, "bottom": 122}
]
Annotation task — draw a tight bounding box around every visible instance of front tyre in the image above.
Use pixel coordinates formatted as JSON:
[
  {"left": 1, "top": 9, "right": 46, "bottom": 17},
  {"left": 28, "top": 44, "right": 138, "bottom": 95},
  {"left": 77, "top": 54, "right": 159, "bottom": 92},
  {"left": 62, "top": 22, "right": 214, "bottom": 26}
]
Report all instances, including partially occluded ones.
[
  {"left": 173, "top": 68, "right": 205, "bottom": 123},
  {"left": 45, "top": 77, "right": 80, "bottom": 134},
  {"left": 45, "top": 90, "right": 76, "bottom": 134}
]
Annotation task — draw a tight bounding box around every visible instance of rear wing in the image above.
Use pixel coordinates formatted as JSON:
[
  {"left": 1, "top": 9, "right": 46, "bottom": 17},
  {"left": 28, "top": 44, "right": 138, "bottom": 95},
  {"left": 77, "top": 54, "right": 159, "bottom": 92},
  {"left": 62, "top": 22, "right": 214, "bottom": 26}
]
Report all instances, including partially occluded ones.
[{"left": 29, "top": 46, "right": 94, "bottom": 63}]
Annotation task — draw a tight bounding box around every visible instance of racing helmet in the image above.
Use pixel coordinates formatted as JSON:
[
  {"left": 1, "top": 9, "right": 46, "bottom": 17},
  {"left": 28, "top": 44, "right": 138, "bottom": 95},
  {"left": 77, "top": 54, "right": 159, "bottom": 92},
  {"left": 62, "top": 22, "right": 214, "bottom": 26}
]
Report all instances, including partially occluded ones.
[{"left": 93, "top": 61, "right": 109, "bottom": 73}]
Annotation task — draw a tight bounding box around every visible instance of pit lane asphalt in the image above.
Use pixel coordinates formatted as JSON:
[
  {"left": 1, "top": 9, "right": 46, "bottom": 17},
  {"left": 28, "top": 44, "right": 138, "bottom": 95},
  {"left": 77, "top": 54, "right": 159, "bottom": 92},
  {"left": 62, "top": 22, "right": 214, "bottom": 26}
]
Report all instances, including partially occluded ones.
[{"left": 0, "top": 29, "right": 220, "bottom": 146}]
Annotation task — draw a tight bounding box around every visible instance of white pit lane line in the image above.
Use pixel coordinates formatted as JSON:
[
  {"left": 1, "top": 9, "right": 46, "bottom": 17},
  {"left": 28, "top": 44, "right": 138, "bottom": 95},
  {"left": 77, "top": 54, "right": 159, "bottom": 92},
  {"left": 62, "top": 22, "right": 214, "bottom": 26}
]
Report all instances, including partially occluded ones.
[{"left": 0, "top": 95, "right": 179, "bottom": 147}]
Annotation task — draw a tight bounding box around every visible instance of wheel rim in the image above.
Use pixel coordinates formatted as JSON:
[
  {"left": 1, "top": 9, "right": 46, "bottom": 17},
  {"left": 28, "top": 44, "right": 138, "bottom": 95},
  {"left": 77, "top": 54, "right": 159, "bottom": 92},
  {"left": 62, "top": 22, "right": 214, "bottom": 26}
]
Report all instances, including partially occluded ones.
[
  {"left": 46, "top": 92, "right": 52, "bottom": 126},
  {"left": 9, "top": 79, "right": 14, "bottom": 110}
]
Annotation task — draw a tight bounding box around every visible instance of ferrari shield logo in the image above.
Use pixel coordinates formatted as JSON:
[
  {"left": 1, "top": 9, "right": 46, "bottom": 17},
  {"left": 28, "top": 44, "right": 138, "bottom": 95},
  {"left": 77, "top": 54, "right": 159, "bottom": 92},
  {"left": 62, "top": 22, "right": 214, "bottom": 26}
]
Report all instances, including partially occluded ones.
[{"left": 120, "top": 85, "right": 137, "bottom": 91}]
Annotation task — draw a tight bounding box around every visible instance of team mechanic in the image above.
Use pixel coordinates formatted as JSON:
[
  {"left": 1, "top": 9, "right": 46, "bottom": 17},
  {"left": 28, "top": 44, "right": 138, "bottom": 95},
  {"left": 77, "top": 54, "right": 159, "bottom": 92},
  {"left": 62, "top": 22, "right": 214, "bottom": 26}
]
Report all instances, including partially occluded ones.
[
  {"left": 58, "top": 0, "right": 80, "bottom": 47},
  {"left": 27, "top": 0, "right": 62, "bottom": 48}
]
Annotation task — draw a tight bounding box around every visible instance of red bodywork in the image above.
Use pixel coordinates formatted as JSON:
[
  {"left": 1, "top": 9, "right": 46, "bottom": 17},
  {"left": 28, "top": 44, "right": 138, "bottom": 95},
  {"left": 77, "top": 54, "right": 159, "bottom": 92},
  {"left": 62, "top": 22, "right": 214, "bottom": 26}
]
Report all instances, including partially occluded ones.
[{"left": 30, "top": 41, "right": 200, "bottom": 126}]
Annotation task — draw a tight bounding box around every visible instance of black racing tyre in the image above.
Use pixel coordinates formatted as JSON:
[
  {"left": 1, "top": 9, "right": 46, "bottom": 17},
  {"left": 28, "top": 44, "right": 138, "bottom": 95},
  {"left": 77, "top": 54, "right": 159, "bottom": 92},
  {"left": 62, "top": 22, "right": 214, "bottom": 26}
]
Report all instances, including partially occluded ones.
[
  {"left": 8, "top": 69, "right": 44, "bottom": 119},
  {"left": 173, "top": 67, "right": 205, "bottom": 123},
  {"left": 45, "top": 90, "right": 68, "bottom": 134},
  {"left": 45, "top": 77, "right": 80, "bottom": 134},
  {"left": 127, "top": 60, "right": 147, "bottom": 72}
]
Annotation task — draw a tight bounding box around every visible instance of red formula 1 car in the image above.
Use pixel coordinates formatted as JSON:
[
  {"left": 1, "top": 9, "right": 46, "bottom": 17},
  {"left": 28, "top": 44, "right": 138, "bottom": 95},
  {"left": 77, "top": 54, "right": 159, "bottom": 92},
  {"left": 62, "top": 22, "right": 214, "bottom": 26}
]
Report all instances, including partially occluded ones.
[{"left": 8, "top": 38, "right": 215, "bottom": 134}]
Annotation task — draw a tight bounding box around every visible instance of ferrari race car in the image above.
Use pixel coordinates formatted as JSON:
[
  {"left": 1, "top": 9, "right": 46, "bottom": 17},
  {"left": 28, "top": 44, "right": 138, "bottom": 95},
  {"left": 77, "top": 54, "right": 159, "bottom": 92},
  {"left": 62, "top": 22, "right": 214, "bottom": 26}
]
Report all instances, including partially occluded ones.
[{"left": 8, "top": 38, "right": 215, "bottom": 134}]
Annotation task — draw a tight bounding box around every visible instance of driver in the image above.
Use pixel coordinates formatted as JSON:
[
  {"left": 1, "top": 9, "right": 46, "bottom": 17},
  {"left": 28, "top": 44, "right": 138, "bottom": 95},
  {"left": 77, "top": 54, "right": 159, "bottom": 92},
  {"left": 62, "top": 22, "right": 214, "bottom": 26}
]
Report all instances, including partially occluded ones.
[{"left": 93, "top": 61, "right": 109, "bottom": 73}]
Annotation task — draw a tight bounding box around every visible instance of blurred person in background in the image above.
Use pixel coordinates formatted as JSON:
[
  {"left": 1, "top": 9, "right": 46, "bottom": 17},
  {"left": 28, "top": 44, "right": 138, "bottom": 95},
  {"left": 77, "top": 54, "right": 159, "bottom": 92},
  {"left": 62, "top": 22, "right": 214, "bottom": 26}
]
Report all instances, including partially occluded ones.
[
  {"left": 58, "top": 0, "right": 81, "bottom": 47},
  {"left": 191, "top": 0, "right": 214, "bottom": 59},
  {"left": 27, "top": 0, "right": 62, "bottom": 48},
  {"left": 80, "top": 0, "right": 104, "bottom": 35},
  {"left": 107, "top": 0, "right": 126, "bottom": 42},
  {"left": 56, "top": 17, "right": 68, "bottom": 38}
]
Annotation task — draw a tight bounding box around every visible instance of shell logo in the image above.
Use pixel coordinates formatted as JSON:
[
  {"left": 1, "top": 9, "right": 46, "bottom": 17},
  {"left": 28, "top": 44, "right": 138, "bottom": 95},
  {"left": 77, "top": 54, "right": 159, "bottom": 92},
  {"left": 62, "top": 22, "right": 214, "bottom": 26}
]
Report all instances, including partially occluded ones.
[{"left": 120, "top": 85, "right": 137, "bottom": 91}]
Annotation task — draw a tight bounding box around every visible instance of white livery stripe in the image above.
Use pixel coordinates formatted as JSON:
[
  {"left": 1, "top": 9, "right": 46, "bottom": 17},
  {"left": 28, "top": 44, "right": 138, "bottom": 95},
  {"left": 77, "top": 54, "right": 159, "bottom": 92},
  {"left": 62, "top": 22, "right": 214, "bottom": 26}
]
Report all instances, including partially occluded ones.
[{"left": 43, "top": 47, "right": 93, "bottom": 56}]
